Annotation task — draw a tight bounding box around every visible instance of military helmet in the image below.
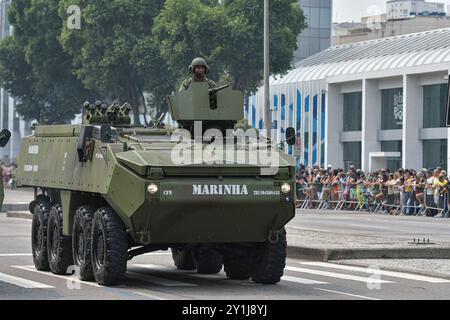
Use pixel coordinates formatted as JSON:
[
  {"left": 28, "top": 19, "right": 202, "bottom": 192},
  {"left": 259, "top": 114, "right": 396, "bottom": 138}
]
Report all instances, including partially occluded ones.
[{"left": 189, "top": 57, "right": 209, "bottom": 74}]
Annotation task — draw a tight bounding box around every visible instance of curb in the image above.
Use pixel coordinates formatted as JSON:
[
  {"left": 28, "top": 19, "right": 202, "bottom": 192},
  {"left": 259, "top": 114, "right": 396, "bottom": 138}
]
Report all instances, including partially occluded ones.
[
  {"left": 1, "top": 203, "right": 29, "bottom": 213},
  {"left": 287, "top": 245, "right": 450, "bottom": 261},
  {"left": 6, "top": 211, "right": 32, "bottom": 220}
]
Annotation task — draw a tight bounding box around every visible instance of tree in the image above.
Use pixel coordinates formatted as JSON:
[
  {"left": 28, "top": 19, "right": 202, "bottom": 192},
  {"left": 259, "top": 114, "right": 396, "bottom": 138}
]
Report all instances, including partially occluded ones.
[
  {"left": 153, "top": 0, "right": 306, "bottom": 94},
  {"left": 0, "top": 0, "right": 96, "bottom": 124},
  {"left": 59, "top": 0, "right": 175, "bottom": 125}
]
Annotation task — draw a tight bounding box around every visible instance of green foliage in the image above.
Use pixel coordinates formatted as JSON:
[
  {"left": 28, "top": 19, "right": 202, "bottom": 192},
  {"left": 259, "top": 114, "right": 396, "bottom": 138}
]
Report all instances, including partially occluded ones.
[
  {"left": 59, "top": 0, "right": 174, "bottom": 124},
  {"left": 0, "top": 0, "right": 95, "bottom": 123},
  {"left": 0, "top": 0, "right": 305, "bottom": 124},
  {"left": 154, "top": 0, "right": 306, "bottom": 94}
]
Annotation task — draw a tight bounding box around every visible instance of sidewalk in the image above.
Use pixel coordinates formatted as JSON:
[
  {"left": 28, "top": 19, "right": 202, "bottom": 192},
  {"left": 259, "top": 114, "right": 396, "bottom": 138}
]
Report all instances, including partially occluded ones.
[{"left": 1, "top": 188, "right": 33, "bottom": 212}]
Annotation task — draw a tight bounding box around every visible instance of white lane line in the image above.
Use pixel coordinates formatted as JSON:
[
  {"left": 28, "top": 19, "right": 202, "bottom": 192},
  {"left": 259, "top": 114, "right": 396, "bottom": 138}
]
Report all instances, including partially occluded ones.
[
  {"left": 130, "top": 289, "right": 167, "bottom": 300},
  {"left": 132, "top": 264, "right": 225, "bottom": 280},
  {"left": 132, "top": 264, "right": 170, "bottom": 271},
  {"left": 127, "top": 271, "right": 197, "bottom": 287},
  {"left": 142, "top": 252, "right": 172, "bottom": 256},
  {"left": 0, "top": 253, "right": 32, "bottom": 257},
  {"left": 285, "top": 266, "right": 393, "bottom": 284},
  {"left": 346, "top": 224, "right": 390, "bottom": 230},
  {"left": 314, "top": 288, "right": 380, "bottom": 301},
  {"left": 282, "top": 275, "right": 328, "bottom": 285},
  {"left": 12, "top": 266, "right": 101, "bottom": 288},
  {"left": 289, "top": 227, "right": 332, "bottom": 233},
  {"left": 0, "top": 272, "right": 54, "bottom": 289},
  {"left": 300, "top": 262, "right": 450, "bottom": 284}
]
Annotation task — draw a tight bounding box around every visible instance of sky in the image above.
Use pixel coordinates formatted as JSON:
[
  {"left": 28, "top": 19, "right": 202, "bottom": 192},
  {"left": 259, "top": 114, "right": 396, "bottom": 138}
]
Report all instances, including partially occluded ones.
[{"left": 333, "top": 0, "right": 450, "bottom": 22}]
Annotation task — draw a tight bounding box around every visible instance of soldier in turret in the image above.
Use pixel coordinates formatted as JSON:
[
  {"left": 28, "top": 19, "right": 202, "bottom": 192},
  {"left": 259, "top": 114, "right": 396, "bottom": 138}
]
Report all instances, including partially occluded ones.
[{"left": 179, "top": 57, "right": 216, "bottom": 92}]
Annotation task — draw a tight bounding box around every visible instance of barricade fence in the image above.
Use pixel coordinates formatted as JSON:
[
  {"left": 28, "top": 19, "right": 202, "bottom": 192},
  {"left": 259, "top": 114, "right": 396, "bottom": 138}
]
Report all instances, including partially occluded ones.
[{"left": 296, "top": 186, "right": 449, "bottom": 218}]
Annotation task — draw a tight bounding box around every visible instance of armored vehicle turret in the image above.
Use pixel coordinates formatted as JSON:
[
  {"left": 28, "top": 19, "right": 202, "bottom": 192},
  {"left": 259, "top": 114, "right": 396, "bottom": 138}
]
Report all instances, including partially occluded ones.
[{"left": 17, "top": 83, "right": 296, "bottom": 286}]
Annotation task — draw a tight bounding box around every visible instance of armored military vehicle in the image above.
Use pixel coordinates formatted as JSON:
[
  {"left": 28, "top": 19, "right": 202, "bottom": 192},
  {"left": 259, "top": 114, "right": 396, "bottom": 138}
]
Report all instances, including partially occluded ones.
[{"left": 16, "top": 83, "right": 296, "bottom": 286}]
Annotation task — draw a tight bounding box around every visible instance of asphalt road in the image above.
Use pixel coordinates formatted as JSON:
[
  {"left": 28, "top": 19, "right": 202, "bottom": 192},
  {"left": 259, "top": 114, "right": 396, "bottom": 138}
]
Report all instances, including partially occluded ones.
[
  {"left": 293, "top": 211, "right": 450, "bottom": 242},
  {"left": 1, "top": 214, "right": 450, "bottom": 300}
]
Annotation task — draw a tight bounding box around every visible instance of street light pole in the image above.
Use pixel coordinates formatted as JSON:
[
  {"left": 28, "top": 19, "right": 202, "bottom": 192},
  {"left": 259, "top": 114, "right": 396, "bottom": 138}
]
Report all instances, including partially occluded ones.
[{"left": 264, "top": 0, "right": 271, "bottom": 134}]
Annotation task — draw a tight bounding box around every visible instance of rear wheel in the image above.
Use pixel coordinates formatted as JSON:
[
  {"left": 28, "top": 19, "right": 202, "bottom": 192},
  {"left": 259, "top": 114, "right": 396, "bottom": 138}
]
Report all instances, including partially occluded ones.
[
  {"left": 72, "top": 206, "right": 95, "bottom": 281},
  {"left": 251, "top": 228, "right": 287, "bottom": 285},
  {"left": 195, "top": 249, "right": 223, "bottom": 274},
  {"left": 91, "top": 207, "right": 128, "bottom": 286},
  {"left": 31, "top": 203, "right": 50, "bottom": 271},
  {"left": 171, "top": 248, "right": 196, "bottom": 271},
  {"left": 47, "top": 204, "right": 73, "bottom": 275},
  {"left": 224, "top": 253, "right": 252, "bottom": 280}
]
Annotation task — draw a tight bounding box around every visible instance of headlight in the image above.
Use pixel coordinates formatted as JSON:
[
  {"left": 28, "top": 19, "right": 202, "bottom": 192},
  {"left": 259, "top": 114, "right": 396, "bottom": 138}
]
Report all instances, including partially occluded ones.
[
  {"left": 147, "top": 183, "right": 159, "bottom": 195},
  {"left": 281, "top": 183, "right": 291, "bottom": 194}
]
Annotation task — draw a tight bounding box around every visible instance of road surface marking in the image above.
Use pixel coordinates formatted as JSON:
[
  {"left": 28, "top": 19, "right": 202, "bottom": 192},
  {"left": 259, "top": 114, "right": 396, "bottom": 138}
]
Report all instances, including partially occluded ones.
[
  {"left": 127, "top": 271, "right": 197, "bottom": 287},
  {"left": 300, "top": 262, "right": 450, "bottom": 284},
  {"left": 132, "top": 264, "right": 225, "bottom": 279},
  {"left": 289, "top": 227, "right": 332, "bottom": 233},
  {"left": 12, "top": 266, "right": 102, "bottom": 288},
  {"left": 314, "top": 288, "right": 380, "bottom": 300},
  {"left": 282, "top": 275, "right": 328, "bottom": 285},
  {"left": 346, "top": 224, "right": 390, "bottom": 230},
  {"left": 0, "top": 272, "right": 53, "bottom": 289},
  {"left": 142, "top": 252, "right": 171, "bottom": 256},
  {"left": 0, "top": 253, "right": 32, "bottom": 257},
  {"left": 285, "top": 266, "right": 393, "bottom": 284}
]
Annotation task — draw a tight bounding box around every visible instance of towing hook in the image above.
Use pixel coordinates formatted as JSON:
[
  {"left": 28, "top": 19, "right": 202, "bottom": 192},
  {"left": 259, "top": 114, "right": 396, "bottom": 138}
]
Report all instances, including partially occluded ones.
[{"left": 268, "top": 229, "right": 279, "bottom": 244}]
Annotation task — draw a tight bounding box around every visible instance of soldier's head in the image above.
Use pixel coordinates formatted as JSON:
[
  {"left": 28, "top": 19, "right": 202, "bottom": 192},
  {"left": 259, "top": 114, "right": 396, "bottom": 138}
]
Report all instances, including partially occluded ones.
[{"left": 189, "top": 57, "right": 209, "bottom": 81}]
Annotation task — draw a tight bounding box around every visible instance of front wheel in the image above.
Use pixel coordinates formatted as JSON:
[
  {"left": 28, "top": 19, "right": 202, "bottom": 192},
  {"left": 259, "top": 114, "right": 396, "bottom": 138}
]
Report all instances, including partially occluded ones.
[
  {"left": 91, "top": 207, "right": 128, "bottom": 286},
  {"left": 251, "top": 228, "right": 287, "bottom": 285},
  {"left": 31, "top": 203, "right": 51, "bottom": 271}
]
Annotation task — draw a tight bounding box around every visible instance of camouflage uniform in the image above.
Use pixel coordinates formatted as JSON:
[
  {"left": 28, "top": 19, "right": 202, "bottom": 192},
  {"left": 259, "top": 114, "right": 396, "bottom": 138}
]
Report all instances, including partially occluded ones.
[
  {"left": 179, "top": 77, "right": 216, "bottom": 92},
  {"left": 179, "top": 57, "right": 216, "bottom": 92}
]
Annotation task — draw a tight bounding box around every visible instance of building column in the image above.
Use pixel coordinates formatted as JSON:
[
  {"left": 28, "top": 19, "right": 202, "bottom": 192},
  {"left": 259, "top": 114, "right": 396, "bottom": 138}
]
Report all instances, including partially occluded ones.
[
  {"left": 362, "top": 79, "right": 381, "bottom": 172},
  {"left": 325, "top": 83, "right": 343, "bottom": 168},
  {"left": 402, "top": 74, "right": 423, "bottom": 170}
]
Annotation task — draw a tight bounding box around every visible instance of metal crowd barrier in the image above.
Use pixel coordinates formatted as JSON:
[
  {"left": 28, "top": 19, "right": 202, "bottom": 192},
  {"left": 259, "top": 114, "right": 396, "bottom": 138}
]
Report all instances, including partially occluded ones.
[{"left": 296, "top": 186, "right": 449, "bottom": 218}]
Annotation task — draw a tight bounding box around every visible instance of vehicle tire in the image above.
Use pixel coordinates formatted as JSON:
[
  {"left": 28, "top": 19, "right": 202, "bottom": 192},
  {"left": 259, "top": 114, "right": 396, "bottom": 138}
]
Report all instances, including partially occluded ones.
[
  {"left": 47, "top": 204, "right": 73, "bottom": 275},
  {"left": 171, "top": 248, "right": 196, "bottom": 271},
  {"left": 224, "top": 253, "right": 252, "bottom": 280},
  {"left": 31, "top": 203, "right": 51, "bottom": 271},
  {"left": 195, "top": 249, "right": 223, "bottom": 274},
  {"left": 91, "top": 207, "right": 128, "bottom": 286},
  {"left": 251, "top": 228, "right": 287, "bottom": 285},
  {"left": 72, "top": 206, "right": 95, "bottom": 281}
]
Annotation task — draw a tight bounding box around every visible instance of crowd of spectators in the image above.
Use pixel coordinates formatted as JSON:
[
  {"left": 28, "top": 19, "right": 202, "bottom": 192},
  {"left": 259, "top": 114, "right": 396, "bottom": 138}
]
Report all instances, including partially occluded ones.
[{"left": 295, "top": 164, "right": 449, "bottom": 218}]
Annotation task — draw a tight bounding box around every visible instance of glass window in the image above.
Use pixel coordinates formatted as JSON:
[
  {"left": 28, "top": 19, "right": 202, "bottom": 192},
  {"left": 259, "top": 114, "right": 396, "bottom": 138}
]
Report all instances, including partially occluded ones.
[
  {"left": 381, "top": 141, "right": 402, "bottom": 172},
  {"left": 423, "top": 83, "right": 448, "bottom": 128},
  {"left": 343, "top": 142, "right": 361, "bottom": 171},
  {"left": 343, "top": 92, "right": 362, "bottom": 132},
  {"left": 423, "top": 139, "right": 447, "bottom": 170},
  {"left": 381, "top": 88, "right": 403, "bottom": 130},
  {"left": 319, "top": 8, "right": 331, "bottom": 29}
]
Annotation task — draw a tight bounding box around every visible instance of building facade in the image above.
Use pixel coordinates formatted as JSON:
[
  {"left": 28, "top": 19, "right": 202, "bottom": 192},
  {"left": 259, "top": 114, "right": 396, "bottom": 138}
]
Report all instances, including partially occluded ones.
[
  {"left": 387, "top": 0, "right": 445, "bottom": 20},
  {"left": 249, "top": 28, "right": 450, "bottom": 171},
  {"left": 294, "top": 0, "right": 333, "bottom": 62},
  {"left": 333, "top": 15, "right": 450, "bottom": 45},
  {"left": 0, "top": 0, "right": 27, "bottom": 164}
]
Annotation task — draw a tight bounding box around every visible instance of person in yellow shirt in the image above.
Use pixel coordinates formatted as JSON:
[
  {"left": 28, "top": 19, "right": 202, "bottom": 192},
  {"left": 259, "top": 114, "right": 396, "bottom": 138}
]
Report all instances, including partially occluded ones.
[
  {"left": 402, "top": 171, "right": 414, "bottom": 215},
  {"left": 434, "top": 174, "right": 448, "bottom": 217}
]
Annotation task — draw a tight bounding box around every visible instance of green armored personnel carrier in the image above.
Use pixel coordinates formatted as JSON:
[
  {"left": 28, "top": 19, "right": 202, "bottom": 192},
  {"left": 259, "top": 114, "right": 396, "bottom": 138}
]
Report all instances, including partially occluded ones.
[{"left": 16, "top": 83, "right": 296, "bottom": 286}]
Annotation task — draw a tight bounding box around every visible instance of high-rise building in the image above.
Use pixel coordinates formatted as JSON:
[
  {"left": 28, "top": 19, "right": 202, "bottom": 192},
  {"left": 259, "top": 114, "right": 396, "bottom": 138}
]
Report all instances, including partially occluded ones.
[
  {"left": 0, "top": 0, "right": 27, "bottom": 164},
  {"left": 294, "top": 0, "right": 333, "bottom": 62},
  {"left": 387, "top": 0, "right": 445, "bottom": 20}
]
